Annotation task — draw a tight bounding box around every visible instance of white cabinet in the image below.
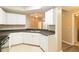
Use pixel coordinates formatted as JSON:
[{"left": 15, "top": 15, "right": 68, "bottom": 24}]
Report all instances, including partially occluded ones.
[
  {"left": 6, "top": 13, "right": 26, "bottom": 24},
  {"left": 0, "top": 8, "right": 26, "bottom": 25},
  {"left": 16, "top": 14, "right": 26, "bottom": 24},
  {"left": 48, "top": 35, "right": 56, "bottom": 52},
  {"left": 23, "top": 33, "right": 33, "bottom": 44},
  {"left": 2, "top": 32, "right": 49, "bottom": 52},
  {"left": 31, "top": 33, "right": 41, "bottom": 45},
  {"left": 45, "top": 9, "right": 53, "bottom": 25},
  {"left": 7, "top": 13, "right": 17, "bottom": 24},
  {"left": 40, "top": 35, "right": 48, "bottom": 51},
  {"left": 0, "top": 8, "right": 6, "bottom": 24},
  {"left": 43, "top": 9, "right": 55, "bottom": 29},
  {"left": 9, "top": 33, "right": 23, "bottom": 46},
  {"left": 9, "top": 32, "right": 41, "bottom": 45},
  {"left": 23, "top": 33, "right": 41, "bottom": 45}
]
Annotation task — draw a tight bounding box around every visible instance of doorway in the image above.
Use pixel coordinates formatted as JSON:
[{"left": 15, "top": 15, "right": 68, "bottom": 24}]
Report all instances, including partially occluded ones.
[
  {"left": 73, "top": 14, "right": 79, "bottom": 46},
  {"left": 75, "top": 15, "right": 79, "bottom": 41}
]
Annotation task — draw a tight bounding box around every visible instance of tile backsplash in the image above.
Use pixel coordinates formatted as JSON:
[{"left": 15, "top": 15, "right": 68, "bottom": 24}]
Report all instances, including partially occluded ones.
[{"left": 47, "top": 25, "right": 55, "bottom": 31}]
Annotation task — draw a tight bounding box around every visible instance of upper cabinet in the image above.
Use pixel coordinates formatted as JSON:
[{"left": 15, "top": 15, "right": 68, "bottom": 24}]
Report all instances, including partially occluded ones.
[
  {"left": 43, "top": 8, "right": 56, "bottom": 30},
  {"left": 0, "top": 8, "right": 6, "bottom": 24},
  {"left": 6, "top": 13, "right": 26, "bottom": 25},
  {"left": 44, "top": 9, "right": 54, "bottom": 25},
  {"left": 0, "top": 8, "right": 26, "bottom": 25}
]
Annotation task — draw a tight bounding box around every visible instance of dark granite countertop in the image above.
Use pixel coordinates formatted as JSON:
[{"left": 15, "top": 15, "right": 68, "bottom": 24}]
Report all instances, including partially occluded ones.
[{"left": 0, "top": 29, "right": 55, "bottom": 36}]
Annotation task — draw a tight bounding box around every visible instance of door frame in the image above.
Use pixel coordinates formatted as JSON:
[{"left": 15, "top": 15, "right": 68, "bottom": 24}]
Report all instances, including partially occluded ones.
[{"left": 72, "top": 12, "right": 79, "bottom": 45}]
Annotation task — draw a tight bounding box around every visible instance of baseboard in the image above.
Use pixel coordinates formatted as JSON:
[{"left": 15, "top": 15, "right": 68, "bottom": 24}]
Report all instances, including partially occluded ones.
[{"left": 63, "top": 40, "right": 73, "bottom": 45}]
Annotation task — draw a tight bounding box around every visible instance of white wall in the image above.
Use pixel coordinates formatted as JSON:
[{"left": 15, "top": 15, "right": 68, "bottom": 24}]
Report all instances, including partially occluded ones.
[{"left": 62, "top": 10, "right": 73, "bottom": 45}]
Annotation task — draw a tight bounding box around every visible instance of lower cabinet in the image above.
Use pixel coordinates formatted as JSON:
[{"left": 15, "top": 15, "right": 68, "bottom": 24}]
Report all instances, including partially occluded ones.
[
  {"left": 48, "top": 35, "right": 56, "bottom": 52},
  {"left": 23, "top": 33, "right": 41, "bottom": 45},
  {"left": 1, "top": 32, "right": 48, "bottom": 52},
  {"left": 1, "top": 32, "right": 54, "bottom": 52},
  {"left": 23, "top": 33, "right": 33, "bottom": 44},
  {"left": 31, "top": 34, "right": 42, "bottom": 45},
  {"left": 40, "top": 35, "right": 48, "bottom": 52},
  {"left": 9, "top": 32, "right": 24, "bottom": 46}
]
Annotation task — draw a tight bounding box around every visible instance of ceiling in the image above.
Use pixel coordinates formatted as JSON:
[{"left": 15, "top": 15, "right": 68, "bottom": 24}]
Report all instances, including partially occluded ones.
[
  {"left": 2, "top": 6, "right": 79, "bottom": 14},
  {"left": 62, "top": 6, "right": 79, "bottom": 13},
  {"left": 0, "top": 6, "right": 54, "bottom": 14}
]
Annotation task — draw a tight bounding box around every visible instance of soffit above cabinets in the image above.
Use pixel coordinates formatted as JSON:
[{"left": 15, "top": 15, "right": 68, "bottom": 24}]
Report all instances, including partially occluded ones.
[{"left": 0, "top": 6, "right": 54, "bottom": 15}]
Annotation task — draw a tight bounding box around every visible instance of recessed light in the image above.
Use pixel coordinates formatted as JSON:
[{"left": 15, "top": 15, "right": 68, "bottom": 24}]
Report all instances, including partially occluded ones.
[
  {"left": 76, "top": 14, "right": 79, "bottom": 16},
  {"left": 35, "top": 16, "right": 38, "bottom": 18}
]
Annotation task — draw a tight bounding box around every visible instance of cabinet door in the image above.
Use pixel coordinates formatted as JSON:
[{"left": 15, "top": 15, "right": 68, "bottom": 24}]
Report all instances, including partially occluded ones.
[
  {"left": 48, "top": 35, "right": 56, "bottom": 52},
  {"left": 23, "top": 33, "right": 41, "bottom": 45},
  {"left": 40, "top": 35, "right": 48, "bottom": 52},
  {"left": 9, "top": 33, "right": 23, "bottom": 45},
  {"left": 7, "top": 13, "right": 17, "bottom": 24},
  {"left": 7, "top": 13, "right": 26, "bottom": 24},
  {"left": 2, "top": 10, "right": 6, "bottom": 24},
  {"left": 16, "top": 14, "right": 26, "bottom": 24},
  {"left": 31, "top": 34, "right": 41, "bottom": 45},
  {"left": 45, "top": 9, "right": 53, "bottom": 25},
  {"left": 23, "top": 33, "right": 33, "bottom": 44},
  {"left": 0, "top": 8, "right": 6, "bottom": 24}
]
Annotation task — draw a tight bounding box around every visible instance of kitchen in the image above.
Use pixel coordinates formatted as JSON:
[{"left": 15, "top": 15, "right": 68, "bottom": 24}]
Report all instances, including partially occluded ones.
[{"left": 0, "top": 6, "right": 56, "bottom": 52}]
